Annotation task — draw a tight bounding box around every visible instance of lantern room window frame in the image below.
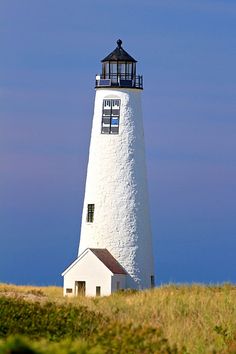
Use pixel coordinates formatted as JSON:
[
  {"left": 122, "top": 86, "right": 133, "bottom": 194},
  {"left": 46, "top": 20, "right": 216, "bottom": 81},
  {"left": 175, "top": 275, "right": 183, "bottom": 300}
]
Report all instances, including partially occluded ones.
[
  {"left": 96, "top": 60, "right": 142, "bottom": 89},
  {"left": 102, "top": 61, "right": 136, "bottom": 81}
]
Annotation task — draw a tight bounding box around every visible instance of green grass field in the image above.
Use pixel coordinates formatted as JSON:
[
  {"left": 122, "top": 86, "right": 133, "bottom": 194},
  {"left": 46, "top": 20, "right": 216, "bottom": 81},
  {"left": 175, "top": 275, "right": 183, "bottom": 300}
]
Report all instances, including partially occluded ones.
[{"left": 0, "top": 283, "right": 236, "bottom": 353}]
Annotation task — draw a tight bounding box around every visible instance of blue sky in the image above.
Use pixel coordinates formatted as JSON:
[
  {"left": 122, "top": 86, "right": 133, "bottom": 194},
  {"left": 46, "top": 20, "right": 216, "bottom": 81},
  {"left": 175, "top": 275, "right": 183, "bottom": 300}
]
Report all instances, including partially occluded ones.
[{"left": 0, "top": 0, "right": 236, "bottom": 285}]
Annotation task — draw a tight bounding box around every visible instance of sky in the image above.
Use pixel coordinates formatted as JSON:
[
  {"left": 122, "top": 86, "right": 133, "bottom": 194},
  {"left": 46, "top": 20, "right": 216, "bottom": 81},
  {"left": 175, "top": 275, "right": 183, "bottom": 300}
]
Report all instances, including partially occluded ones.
[{"left": 0, "top": 0, "right": 236, "bottom": 286}]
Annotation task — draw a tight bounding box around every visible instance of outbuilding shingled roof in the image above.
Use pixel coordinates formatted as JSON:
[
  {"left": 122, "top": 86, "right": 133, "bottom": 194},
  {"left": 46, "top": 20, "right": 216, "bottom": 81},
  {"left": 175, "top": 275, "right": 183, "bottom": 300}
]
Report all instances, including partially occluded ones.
[{"left": 90, "top": 248, "right": 127, "bottom": 275}]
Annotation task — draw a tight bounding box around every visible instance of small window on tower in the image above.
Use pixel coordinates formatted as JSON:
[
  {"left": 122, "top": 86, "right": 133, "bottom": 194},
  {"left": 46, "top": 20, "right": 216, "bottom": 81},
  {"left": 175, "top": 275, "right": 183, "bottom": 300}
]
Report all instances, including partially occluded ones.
[
  {"left": 87, "top": 204, "right": 95, "bottom": 223},
  {"left": 101, "top": 99, "right": 120, "bottom": 134}
]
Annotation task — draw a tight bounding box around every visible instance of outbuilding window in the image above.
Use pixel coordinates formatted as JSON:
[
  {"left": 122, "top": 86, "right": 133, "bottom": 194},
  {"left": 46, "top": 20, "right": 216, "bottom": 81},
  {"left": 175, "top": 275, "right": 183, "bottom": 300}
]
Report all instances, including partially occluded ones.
[
  {"left": 87, "top": 204, "right": 95, "bottom": 223},
  {"left": 101, "top": 99, "right": 120, "bottom": 134},
  {"left": 96, "top": 286, "right": 101, "bottom": 296}
]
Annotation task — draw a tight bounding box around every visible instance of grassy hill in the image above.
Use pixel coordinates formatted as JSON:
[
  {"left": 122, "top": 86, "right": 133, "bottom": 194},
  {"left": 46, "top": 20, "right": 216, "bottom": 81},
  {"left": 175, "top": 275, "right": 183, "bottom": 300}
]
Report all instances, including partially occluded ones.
[{"left": 0, "top": 283, "right": 236, "bottom": 353}]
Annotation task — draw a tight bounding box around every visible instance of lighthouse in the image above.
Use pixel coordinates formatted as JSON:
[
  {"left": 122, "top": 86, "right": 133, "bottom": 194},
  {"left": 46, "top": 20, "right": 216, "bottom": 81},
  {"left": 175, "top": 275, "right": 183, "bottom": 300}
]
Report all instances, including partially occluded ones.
[{"left": 62, "top": 40, "right": 155, "bottom": 296}]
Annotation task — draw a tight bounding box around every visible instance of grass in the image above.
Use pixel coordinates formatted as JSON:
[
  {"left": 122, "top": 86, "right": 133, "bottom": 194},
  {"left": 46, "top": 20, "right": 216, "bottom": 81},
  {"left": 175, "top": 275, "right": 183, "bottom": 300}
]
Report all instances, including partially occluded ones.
[
  {"left": 0, "top": 283, "right": 62, "bottom": 299},
  {"left": 0, "top": 283, "right": 236, "bottom": 353}
]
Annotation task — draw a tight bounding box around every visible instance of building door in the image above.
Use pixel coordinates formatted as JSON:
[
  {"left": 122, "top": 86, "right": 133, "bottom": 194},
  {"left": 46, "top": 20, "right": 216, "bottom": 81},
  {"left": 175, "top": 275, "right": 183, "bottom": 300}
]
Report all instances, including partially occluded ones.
[{"left": 75, "top": 281, "right": 86, "bottom": 296}]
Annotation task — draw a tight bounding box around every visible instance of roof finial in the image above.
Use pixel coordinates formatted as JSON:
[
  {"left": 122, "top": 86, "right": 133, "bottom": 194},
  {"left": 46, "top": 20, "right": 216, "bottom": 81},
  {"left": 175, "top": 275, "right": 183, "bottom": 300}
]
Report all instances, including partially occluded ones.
[{"left": 117, "top": 39, "right": 122, "bottom": 49}]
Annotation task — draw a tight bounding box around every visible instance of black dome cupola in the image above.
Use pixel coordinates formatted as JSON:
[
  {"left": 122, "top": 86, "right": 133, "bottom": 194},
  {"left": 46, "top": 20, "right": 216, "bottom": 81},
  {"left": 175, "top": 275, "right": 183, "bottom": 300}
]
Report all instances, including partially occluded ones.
[
  {"left": 95, "top": 39, "right": 143, "bottom": 89},
  {"left": 101, "top": 39, "right": 137, "bottom": 62}
]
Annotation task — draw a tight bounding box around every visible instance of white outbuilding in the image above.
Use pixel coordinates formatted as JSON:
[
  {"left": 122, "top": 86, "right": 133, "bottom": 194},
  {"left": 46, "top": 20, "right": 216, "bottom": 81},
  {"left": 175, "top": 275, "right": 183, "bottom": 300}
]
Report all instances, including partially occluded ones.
[
  {"left": 62, "top": 39, "right": 155, "bottom": 295},
  {"left": 62, "top": 248, "right": 127, "bottom": 296}
]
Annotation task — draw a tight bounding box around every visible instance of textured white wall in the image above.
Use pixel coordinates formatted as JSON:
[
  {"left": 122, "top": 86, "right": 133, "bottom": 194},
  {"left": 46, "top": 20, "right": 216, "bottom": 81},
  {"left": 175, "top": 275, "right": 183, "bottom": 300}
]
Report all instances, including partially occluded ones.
[
  {"left": 63, "top": 250, "right": 113, "bottom": 296},
  {"left": 78, "top": 88, "right": 154, "bottom": 289}
]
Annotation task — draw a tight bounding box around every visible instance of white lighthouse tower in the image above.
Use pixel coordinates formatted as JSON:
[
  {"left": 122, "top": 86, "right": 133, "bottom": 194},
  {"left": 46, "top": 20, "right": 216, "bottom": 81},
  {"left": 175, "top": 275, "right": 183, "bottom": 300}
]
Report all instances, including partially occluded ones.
[{"left": 62, "top": 40, "right": 155, "bottom": 296}]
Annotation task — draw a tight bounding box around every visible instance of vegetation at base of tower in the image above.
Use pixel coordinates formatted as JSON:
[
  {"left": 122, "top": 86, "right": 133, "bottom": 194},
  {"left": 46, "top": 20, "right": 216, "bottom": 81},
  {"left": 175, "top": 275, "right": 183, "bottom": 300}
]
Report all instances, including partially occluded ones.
[
  {"left": 0, "top": 295, "right": 180, "bottom": 353},
  {"left": 0, "top": 284, "right": 236, "bottom": 353},
  {"left": 0, "top": 297, "right": 101, "bottom": 340}
]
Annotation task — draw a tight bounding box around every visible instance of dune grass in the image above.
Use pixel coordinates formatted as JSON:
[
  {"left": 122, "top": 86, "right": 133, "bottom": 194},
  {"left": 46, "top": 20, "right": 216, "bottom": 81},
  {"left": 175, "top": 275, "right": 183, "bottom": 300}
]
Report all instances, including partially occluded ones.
[
  {"left": 0, "top": 283, "right": 236, "bottom": 353},
  {"left": 0, "top": 283, "right": 62, "bottom": 299}
]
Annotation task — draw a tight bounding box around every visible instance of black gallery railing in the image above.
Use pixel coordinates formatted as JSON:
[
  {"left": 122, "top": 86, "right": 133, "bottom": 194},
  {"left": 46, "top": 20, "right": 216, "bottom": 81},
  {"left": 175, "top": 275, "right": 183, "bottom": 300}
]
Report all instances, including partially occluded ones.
[{"left": 95, "top": 74, "right": 143, "bottom": 89}]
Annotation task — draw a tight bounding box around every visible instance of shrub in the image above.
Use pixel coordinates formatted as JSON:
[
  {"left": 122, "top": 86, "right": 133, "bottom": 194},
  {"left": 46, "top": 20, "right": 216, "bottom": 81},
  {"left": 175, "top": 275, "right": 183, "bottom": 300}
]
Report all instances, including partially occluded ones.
[
  {"left": 0, "top": 297, "right": 103, "bottom": 341},
  {"left": 0, "top": 296, "right": 181, "bottom": 353},
  {"left": 93, "top": 321, "right": 181, "bottom": 354},
  {"left": 0, "top": 336, "right": 104, "bottom": 354},
  {"left": 0, "top": 336, "right": 38, "bottom": 354}
]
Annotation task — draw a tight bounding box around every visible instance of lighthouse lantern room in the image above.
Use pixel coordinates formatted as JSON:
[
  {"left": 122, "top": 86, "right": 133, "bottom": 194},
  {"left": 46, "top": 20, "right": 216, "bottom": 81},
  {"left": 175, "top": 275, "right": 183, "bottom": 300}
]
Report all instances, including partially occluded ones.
[
  {"left": 62, "top": 40, "right": 155, "bottom": 296},
  {"left": 96, "top": 39, "right": 142, "bottom": 89}
]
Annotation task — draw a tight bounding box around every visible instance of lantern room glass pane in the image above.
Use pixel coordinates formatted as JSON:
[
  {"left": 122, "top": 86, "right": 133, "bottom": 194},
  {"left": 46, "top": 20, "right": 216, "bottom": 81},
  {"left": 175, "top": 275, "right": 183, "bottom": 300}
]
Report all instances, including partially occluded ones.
[
  {"left": 105, "top": 63, "right": 109, "bottom": 78},
  {"left": 110, "top": 62, "right": 117, "bottom": 83},
  {"left": 126, "top": 63, "right": 132, "bottom": 80},
  {"left": 118, "top": 62, "right": 125, "bottom": 79},
  {"left": 110, "top": 62, "right": 117, "bottom": 74},
  {"left": 133, "top": 63, "right": 136, "bottom": 77}
]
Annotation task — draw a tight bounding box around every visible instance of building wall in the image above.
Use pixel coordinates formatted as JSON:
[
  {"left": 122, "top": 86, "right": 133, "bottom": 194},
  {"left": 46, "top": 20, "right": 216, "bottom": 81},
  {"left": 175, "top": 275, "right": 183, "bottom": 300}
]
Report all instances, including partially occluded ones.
[
  {"left": 63, "top": 250, "right": 113, "bottom": 296},
  {"left": 111, "top": 274, "right": 127, "bottom": 292},
  {"left": 78, "top": 88, "right": 154, "bottom": 289}
]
